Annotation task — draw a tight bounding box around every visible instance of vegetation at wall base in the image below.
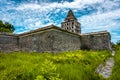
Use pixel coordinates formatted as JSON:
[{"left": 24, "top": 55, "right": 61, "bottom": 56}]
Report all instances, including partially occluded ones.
[
  {"left": 0, "top": 50, "right": 112, "bottom": 80},
  {"left": 109, "top": 44, "right": 120, "bottom": 80}
]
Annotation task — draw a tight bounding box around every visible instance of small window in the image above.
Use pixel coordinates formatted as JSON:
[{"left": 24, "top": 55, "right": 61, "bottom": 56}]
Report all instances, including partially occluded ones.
[
  {"left": 72, "top": 25, "right": 74, "bottom": 28},
  {"left": 67, "top": 23, "right": 68, "bottom": 25}
]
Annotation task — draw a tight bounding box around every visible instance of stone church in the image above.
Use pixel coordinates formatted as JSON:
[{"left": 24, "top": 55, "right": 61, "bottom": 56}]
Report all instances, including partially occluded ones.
[{"left": 0, "top": 10, "right": 112, "bottom": 52}]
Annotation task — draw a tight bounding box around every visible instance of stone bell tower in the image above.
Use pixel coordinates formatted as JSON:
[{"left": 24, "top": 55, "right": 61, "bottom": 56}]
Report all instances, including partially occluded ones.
[{"left": 61, "top": 10, "right": 81, "bottom": 34}]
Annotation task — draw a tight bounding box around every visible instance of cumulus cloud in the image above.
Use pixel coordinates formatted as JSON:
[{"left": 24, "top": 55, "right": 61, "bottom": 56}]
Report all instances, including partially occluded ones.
[
  {"left": 0, "top": 0, "right": 120, "bottom": 43},
  {"left": 80, "top": 9, "right": 120, "bottom": 31},
  {"left": 16, "top": 4, "right": 41, "bottom": 10},
  {"left": 15, "top": 0, "right": 103, "bottom": 10},
  {"left": 79, "top": 8, "right": 120, "bottom": 42}
]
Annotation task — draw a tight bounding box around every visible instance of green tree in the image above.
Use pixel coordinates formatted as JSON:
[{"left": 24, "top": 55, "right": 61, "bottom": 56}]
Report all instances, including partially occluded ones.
[
  {"left": 0, "top": 20, "right": 4, "bottom": 27},
  {"left": 0, "top": 20, "right": 15, "bottom": 33},
  {"left": 116, "top": 40, "right": 120, "bottom": 45}
]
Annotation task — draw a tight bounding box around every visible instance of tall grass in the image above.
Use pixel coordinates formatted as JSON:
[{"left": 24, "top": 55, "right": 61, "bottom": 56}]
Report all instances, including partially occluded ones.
[
  {"left": 0, "top": 50, "right": 111, "bottom": 80},
  {"left": 110, "top": 45, "right": 120, "bottom": 80}
]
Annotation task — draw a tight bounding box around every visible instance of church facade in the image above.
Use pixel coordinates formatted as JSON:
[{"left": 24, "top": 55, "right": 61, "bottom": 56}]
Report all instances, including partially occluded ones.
[{"left": 0, "top": 10, "right": 112, "bottom": 52}]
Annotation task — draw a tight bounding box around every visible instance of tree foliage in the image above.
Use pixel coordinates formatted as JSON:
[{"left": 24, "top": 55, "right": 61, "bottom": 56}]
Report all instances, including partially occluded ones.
[
  {"left": 116, "top": 40, "right": 120, "bottom": 45},
  {"left": 0, "top": 20, "right": 15, "bottom": 33}
]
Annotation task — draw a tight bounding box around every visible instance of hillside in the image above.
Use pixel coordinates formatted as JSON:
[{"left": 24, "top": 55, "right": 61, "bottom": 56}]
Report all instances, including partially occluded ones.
[{"left": 0, "top": 50, "right": 113, "bottom": 80}]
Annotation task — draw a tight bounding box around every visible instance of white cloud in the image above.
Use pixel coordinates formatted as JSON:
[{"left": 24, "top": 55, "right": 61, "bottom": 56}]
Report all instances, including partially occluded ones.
[
  {"left": 0, "top": 0, "right": 120, "bottom": 43},
  {"left": 35, "top": 21, "right": 42, "bottom": 27},
  {"left": 15, "top": 0, "right": 105, "bottom": 10},
  {"left": 78, "top": 8, "right": 120, "bottom": 42},
  {"left": 79, "top": 9, "right": 120, "bottom": 32},
  {"left": 16, "top": 4, "right": 41, "bottom": 10},
  {"left": 74, "top": 0, "right": 103, "bottom": 4}
]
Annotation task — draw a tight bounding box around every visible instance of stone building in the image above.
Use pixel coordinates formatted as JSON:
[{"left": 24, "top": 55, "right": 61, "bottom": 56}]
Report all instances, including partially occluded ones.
[
  {"left": 0, "top": 10, "right": 112, "bottom": 52},
  {"left": 61, "top": 10, "right": 81, "bottom": 34}
]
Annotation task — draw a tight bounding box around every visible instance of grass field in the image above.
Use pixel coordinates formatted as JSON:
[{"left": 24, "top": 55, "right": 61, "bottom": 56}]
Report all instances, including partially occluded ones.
[
  {"left": 110, "top": 45, "right": 120, "bottom": 80},
  {"left": 0, "top": 50, "right": 112, "bottom": 80}
]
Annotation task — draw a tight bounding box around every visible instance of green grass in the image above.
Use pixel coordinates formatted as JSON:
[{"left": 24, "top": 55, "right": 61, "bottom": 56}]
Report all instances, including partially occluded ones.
[
  {"left": 0, "top": 50, "right": 111, "bottom": 80},
  {"left": 109, "top": 45, "right": 120, "bottom": 80}
]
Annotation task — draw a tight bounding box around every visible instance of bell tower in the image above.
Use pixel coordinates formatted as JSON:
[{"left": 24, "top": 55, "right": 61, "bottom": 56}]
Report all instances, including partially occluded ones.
[{"left": 61, "top": 10, "right": 81, "bottom": 34}]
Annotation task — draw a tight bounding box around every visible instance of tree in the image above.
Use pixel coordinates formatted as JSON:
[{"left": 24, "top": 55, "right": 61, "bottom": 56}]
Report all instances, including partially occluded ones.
[
  {"left": 0, "top": 20, "right": 15, "bottom": 33},
  {"left": 0, "top": 20, "right": 4, "bottom": 27},
  {"left": 116, "top": 40, "right": 120, "bottom": 45}
]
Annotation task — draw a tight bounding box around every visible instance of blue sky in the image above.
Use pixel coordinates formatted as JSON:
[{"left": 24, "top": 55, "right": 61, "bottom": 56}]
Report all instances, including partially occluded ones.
[{"left": 0, "top": 0, "right": 120, "bottom": 43}]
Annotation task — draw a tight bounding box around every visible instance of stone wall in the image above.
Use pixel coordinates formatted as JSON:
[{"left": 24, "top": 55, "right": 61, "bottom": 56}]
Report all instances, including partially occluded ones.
[
  {"left": 81, "top": 31, "right": 112, "bottom": 50},
  {"left": 19, "top": 29, "right": 56, "bottom": 52},
  {"left": 0, "top": 26, "right": 112, "bottom": 52},
  {"left": 0, "top": 33, "right": 19, "bottom": 52},
  {"left": 50, "top": 29, "right": 81, "bottom": 52},
  {"left": 19, "top": 27, "right": 81, "bottom": 52}
]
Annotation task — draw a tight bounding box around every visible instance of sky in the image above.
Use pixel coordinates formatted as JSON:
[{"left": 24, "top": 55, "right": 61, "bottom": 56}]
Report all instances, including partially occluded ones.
[{"left": 0, "top": 0, "right": 120, "bottom": 43}]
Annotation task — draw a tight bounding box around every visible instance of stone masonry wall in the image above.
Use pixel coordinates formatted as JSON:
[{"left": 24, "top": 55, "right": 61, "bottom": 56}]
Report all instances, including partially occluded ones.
[
  {"left": 0, "top": 26, "right": 111, "bottom": 52},
  {"left": 50, "top": 29, "right": 81, "bottom": 51},
  {"left": 19, "top": 28, "right": 81, "bottom": 52},
  {"left": 81, "top": 32, "right": 111, "bottom": 50},
  {"left": 0, "top": 33, "right": 19, "bottom": 52}
]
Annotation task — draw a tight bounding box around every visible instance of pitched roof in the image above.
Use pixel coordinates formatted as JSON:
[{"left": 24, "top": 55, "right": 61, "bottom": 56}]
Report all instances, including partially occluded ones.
[{"left": 65, "top": 10, "right": 77, "bottom": 21}]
